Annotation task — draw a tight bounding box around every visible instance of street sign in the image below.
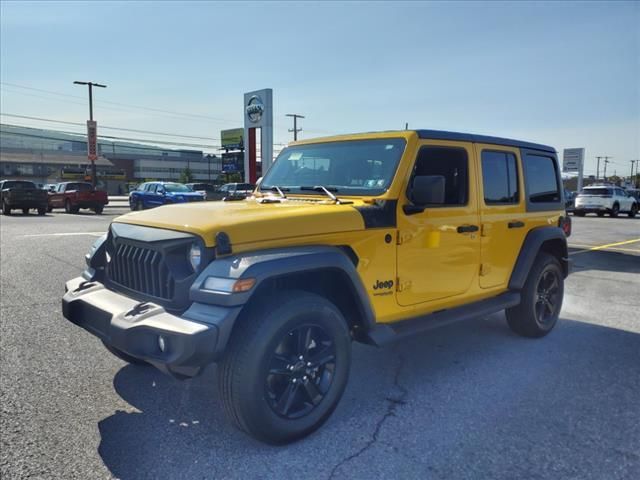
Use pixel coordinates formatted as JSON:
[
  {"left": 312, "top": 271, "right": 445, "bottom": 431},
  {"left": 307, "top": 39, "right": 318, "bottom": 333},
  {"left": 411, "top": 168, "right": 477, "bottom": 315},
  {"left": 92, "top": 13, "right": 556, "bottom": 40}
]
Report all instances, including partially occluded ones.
[
  {"left": 563, "top": 148, "right": 584, "bottom": 173},
  {"left": 87, "top": 120, "right": 98, "bottom": 161}
]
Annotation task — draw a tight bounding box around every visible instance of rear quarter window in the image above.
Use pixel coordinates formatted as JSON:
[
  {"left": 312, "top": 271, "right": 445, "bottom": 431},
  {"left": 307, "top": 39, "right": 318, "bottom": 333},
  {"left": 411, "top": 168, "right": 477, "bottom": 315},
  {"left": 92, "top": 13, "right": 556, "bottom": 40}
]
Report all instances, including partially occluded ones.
[{"left": 522, "top": 151, "right": 562, "bottom": 210}]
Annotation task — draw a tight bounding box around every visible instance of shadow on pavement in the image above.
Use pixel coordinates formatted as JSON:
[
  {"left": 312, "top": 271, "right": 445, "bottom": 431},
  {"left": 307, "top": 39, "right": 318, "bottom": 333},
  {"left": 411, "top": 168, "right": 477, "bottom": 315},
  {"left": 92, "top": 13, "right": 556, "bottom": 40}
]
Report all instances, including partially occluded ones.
[
  {"left": 569, "top": 247, "right": 640, "bottom": 274},
  {"left": 97, "top": 315, "right": 640, "bottom": 480}
]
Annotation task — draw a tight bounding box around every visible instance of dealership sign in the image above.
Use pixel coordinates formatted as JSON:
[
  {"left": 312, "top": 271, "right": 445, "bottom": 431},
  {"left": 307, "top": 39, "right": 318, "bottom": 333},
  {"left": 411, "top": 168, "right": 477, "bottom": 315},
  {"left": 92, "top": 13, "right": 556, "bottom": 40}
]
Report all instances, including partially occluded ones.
[
  {"left": 246, "top": 95, "right": 264, "bottom": 123},
  {"left": 563, "top": 148, "right": 584, "bottom": 173}
]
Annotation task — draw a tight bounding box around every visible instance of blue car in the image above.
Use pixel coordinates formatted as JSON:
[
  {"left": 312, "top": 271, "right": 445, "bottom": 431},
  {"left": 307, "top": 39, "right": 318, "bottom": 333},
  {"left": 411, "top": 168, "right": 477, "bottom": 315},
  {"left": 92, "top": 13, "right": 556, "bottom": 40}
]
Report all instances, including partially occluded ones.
[{"left": 129, "top": 182, "right": 204, "bottom": 210}]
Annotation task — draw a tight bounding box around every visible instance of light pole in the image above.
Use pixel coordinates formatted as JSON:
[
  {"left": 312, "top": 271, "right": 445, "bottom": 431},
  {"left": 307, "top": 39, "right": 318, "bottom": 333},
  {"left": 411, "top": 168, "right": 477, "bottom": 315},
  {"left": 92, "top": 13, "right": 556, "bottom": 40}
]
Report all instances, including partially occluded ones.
[{"left": 74, "top": 81, "right": 106, "bottom": 187}]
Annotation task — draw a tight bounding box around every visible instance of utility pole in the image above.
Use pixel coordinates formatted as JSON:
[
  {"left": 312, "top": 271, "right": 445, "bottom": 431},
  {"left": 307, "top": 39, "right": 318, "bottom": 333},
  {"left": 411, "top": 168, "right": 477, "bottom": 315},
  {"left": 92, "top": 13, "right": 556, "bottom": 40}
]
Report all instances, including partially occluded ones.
[
  {"left": 631, "top": 160, "right": 639, "bottom": 187},
  {"left": 603, "top": 157, "right": 611, "bottom": 181},
  {"left": 74, "top": 81, "right": 106, "bottom": 187},
  {"left": 286, "top": 113, "right": 304, "bottom": 141},
  {"left": 596, "top": 156, "right": 602, "bottom": 180}
]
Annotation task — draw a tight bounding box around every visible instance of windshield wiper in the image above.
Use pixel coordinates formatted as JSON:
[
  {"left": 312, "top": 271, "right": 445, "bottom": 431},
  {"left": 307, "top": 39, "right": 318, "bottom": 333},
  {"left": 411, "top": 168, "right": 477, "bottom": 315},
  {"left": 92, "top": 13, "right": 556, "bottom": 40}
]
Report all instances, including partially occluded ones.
[
  {"left": 299, "top": 185, "right": 349, "bottom": 204},
  {"left": 265, "top": 186, "right": 288, "bottom": 199}
]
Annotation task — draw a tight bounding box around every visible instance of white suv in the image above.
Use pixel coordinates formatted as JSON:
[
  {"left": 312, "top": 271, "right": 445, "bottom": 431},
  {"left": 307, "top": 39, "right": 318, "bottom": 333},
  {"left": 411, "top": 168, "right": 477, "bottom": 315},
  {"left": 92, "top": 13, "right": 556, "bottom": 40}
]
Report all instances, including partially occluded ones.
[{"left": 574, "top": 185, "right": 638, "bottom": 218}]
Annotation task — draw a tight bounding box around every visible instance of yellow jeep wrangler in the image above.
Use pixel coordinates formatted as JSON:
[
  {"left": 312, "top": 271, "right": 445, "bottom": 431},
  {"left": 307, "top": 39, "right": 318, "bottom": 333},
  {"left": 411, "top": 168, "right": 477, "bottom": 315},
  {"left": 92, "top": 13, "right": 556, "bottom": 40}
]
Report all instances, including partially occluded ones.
[{"left": 63, "top": 130, "right": 571, "bottom": 443}]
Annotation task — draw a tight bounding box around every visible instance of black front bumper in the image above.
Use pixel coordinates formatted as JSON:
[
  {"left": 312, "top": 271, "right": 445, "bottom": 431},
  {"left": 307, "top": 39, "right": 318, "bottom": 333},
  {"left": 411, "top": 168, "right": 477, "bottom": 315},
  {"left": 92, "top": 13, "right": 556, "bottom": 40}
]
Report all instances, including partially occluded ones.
[{"left": 63, "top": 277, "right": 240, "bottom": 378}]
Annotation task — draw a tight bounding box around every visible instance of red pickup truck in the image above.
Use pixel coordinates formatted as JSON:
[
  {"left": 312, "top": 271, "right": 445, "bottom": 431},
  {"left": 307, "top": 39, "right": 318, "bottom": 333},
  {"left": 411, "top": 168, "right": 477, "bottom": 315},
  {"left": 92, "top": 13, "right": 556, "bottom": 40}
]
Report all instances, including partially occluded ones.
[{"left": 48, "top": 182, "right": 109, "bottom": 214}]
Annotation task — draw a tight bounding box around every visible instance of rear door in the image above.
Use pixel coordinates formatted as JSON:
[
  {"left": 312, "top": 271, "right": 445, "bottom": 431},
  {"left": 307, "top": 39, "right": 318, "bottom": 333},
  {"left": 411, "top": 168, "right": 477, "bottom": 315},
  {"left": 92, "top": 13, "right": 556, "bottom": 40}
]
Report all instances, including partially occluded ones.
[
  {"left": 475, "top": 145, "right": 528, "bottom": 289},
  {"left": 396, "top": 141, "right": 480, "bottom": 306}
]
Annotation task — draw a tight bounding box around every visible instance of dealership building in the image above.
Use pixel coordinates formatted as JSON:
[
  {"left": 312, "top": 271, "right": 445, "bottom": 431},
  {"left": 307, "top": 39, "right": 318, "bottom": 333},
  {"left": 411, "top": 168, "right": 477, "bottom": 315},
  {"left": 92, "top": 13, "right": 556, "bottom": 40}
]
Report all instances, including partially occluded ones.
[{"left": 0, "top": 124, "right": 221, "bottom": 194}]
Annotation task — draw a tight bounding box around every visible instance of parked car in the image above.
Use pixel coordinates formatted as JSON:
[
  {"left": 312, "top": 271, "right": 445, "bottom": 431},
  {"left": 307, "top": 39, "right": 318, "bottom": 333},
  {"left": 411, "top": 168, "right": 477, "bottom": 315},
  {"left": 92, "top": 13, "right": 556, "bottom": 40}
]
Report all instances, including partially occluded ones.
[
  {"left": 574, "top": 185, "right": 638, "bottom": 217},
  {"left": 48, "top": 182, "right": 109, "bottom": 214},
  {"left": 626, "top": 188, "right": 640, "bottom": 203},
  {"left": 186, "top": 183, "right": 218, "bottom": 200},
  {"left": 129, "top": 181, "right": 205, "bottom": 210},
  {"left": 43, "top": 183, "right": 58, "bottom": 193},
  {"left": 564, "top": 189, "right": 575, "bottom": 212},
  {"left": 0, "top": 179, "right": 49, "bottom": 215},
  {"left": 64, "top": 128, "right": 571, "bottom": 444},
  {"left": 218, "top": 182, "right": 255, "bottom": 200}
]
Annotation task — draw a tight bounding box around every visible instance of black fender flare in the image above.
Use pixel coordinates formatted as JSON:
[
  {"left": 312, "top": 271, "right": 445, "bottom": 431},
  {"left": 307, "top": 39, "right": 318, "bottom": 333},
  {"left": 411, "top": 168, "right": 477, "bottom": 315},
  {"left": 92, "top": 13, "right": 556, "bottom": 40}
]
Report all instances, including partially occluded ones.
[
  {"left": 509, "top": 226, "right": 569, "bottom": 291},
  {"left": 190, "top": 245, "right": 376, "bottom": 329}
]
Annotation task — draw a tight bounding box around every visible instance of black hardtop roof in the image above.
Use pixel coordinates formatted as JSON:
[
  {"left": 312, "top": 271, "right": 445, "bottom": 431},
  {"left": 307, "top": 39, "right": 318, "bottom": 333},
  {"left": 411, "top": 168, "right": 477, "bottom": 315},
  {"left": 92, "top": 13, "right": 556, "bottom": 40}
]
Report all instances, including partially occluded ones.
[{"left": 415, "top": 129, "right": 555, "bottom": 153}]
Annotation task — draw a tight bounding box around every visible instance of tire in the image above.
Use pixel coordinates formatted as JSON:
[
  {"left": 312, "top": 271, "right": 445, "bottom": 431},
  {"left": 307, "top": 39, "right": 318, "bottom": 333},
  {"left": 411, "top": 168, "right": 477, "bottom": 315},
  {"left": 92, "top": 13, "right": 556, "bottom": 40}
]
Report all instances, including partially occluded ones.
[
  {"left": 629, "top": 204, "right": 638, "bottom": 218},
  {"left": 93, "top": 205, "right": 104, "bottom": 214},
  {"left": 65, "top": 199, "right": 73, "bottom": 214},
  {"left": 102, "top": 341, "right": 148, "bottom": 365},
  {"left": 597, "top": 212, "right": 605, "bottom": 217},
  {"left": 47, "top": 206, "right": 53, "bottom": 213},
  {"left": 22, "top": 208, "right": 29, "bottom": 215},
  {"left": 506, "top": 252, "right": 564, "bottom": 338},
  {"left": 134, "top": 200, "right": 144, "bottom": 211},
  {"left": 2, "top": 201, "right": 11, "bottom": 215},
  {"left": 574, "top": 210, "right": 585, "bottom": 217},
  {"left": 610, "top": 203, "right": 619, "bottom": 217},
  {"left": 37, "top": 207, "right": 46, "bottom": 215},
  {"left": 219, "top": 291, "right": 352, "bottom": 444}
]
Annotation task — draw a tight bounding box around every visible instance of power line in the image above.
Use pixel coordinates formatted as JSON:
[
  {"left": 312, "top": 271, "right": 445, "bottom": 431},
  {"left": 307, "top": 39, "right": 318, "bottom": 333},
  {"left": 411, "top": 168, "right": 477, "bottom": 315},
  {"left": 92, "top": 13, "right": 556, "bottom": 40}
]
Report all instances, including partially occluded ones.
[
  {"left": 1, "top": 81, "right": 238, "bottom": 124},
  {"left": 0, "top": 113, "right": 221, "bottom": 141}
]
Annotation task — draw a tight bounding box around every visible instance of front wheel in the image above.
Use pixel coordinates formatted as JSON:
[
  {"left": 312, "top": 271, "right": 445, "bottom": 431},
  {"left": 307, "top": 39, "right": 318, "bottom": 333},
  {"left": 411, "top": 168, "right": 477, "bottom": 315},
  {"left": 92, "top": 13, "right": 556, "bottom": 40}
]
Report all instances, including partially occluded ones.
[
  {"left": 219, "top": 291, "right": 351, "bottom": 444},
  {"left": 93, "top": 205, "right": 104, "bottom": 214},
  {"left": 37, "top": 207, "right": 46, "bottom": 215},
  {"left": 506, "top": 252, "right": 564, "bottom": 338},
  {"left": 2, "top": 201, "right": 10, "bottom": 215}
]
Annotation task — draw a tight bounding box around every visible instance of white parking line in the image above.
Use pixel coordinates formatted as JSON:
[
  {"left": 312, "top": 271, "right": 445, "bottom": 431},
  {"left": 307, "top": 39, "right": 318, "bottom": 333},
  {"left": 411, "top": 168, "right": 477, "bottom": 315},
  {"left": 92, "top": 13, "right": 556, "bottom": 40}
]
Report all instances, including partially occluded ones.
[{"left": 22, "top": 232, "right": 106, "bottom": 238}]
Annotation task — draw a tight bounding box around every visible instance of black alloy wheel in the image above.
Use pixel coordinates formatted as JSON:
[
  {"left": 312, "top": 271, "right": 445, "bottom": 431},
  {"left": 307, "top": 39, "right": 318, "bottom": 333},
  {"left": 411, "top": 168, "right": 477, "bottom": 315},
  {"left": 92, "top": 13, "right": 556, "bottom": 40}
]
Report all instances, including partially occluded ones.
[
  {"left": 534, "top": 269, "right": 561, "bottom": 326},
  {"left": 265, "top": 324, "right": 336, "bottom": 419}
]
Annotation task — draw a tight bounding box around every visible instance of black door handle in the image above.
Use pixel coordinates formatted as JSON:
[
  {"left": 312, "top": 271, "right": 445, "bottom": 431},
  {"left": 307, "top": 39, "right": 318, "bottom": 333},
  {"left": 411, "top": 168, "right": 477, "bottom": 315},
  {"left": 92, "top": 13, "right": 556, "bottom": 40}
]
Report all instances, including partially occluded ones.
[
  {"left": 508, "top": 221, "right": 525, "bottom": 229},
  {"left": 457, "top": 225, "right": 479, "bottom": 233}
]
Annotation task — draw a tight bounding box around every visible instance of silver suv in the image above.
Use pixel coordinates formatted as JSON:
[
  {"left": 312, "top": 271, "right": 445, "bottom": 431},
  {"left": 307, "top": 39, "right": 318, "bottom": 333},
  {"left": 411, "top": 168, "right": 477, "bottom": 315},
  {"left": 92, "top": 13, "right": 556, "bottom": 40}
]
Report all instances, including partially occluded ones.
[{"left": 574, "top": 185, "right": 638, "bottom": 217}]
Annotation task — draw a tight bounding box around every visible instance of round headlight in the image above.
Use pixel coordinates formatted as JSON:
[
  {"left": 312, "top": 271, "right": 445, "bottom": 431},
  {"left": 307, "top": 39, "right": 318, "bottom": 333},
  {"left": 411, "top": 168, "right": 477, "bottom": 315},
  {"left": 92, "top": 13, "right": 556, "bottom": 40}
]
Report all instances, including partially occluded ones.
[{"left": 188, "top": 243, "right": 202, "bottom": 271}]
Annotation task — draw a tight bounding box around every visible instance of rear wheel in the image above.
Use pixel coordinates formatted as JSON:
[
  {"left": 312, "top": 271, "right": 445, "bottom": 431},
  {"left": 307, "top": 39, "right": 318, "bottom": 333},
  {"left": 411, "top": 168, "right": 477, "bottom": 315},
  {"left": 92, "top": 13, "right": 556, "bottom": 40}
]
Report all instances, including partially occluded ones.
[
  {"left": 65, "top": 199, "right": 72, "bottom": 214},
  {"left": 597, "top": 212, "right": 605, "bottom": 217},
  {"left": 22, "top": 208, "right": 29, "bottom": 215},
  {"left": 93, "top": 205, "right": 104, "bottom": 214},
  {"left": 506, "top": 252, "right": 564, "bottom": 338},
  {"left": 610, "top": 203, "right": 619, "bottom": 217},
  {"left": 47, "top": 205, "right": 53, "bottom": 213},
  {"left": 2, "top": 201, "right": 11, "bottom": 215},
  {"left": 219, "top": 291, "right": 351, "bottom": 444},
  {"left": 629, "top": 204, "right": 638, "bottom": 218},
  {"left": 102, "top": 341, "right": 148, "bottom": 365},
  {"left": 574, "top": 210, "right": 585, "bottom": 217},
  {"left": 37, "top": 207, "right": 46, "bottom": 215}
]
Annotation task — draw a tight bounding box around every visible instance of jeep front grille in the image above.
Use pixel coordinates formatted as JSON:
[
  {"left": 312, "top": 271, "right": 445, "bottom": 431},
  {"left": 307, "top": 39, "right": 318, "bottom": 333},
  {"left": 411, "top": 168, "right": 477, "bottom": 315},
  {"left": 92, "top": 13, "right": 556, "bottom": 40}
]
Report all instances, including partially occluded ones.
[{"left": 108, "top": 242, "right": 174, "bottom": 300}]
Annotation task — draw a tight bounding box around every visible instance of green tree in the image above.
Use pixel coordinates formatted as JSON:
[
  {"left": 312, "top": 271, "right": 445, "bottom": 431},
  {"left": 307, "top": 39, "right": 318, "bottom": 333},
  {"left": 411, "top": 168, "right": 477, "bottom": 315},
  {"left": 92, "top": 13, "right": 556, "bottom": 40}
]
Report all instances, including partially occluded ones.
[{"left": 179, "top": 167, "right": 193, "bottom": 184}]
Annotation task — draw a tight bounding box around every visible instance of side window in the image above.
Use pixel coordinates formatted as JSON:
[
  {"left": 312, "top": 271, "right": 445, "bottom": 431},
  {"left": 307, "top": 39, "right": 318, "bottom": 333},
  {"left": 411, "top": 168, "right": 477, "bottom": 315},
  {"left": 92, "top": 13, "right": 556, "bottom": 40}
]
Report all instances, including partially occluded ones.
[
  {"left": 410, "top": 146, "right": 468, "bottom": 206},
  {"left": 481, "top": 151, "right": 519, "bottom": 204},
  {"left": 523, "top": 154, "right": 561, "bottom": 204}
]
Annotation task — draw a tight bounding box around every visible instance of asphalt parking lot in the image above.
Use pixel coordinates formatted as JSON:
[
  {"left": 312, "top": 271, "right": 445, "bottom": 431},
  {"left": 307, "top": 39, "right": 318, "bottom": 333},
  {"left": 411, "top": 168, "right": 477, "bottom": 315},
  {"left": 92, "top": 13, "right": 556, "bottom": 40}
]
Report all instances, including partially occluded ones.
[{"left": 1, "top": 209, "right": 639, "bottom": 479}]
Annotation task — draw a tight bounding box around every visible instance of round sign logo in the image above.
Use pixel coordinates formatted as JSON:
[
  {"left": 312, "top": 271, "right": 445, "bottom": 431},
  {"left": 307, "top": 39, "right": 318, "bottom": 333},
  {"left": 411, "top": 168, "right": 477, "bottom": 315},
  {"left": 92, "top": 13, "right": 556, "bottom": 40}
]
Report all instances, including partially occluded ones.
[{"left": 246, "top": 95, "right": 264, "bottom": 123}]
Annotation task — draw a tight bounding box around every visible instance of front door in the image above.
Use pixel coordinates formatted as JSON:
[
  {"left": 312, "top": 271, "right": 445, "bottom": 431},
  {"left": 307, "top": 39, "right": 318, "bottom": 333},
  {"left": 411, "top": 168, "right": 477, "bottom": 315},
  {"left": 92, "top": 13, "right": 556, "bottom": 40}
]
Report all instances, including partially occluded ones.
[{"left": 396, "top": 141, "right": 481, "bottom": 307}]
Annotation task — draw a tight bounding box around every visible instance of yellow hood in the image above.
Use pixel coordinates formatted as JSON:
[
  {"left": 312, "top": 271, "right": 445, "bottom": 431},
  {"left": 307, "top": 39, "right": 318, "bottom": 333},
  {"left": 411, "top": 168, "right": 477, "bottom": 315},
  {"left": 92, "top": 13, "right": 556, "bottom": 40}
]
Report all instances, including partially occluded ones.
[{"left": 113, "top": 198, "right": 367, "bottom": 247}]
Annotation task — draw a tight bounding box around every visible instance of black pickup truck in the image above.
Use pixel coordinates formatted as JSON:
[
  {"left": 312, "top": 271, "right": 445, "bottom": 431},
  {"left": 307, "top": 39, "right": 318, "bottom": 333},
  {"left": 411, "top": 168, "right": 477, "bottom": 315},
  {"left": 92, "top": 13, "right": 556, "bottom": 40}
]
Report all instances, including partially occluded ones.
[{"left": 1, "top": 180, "right": 49, "bottom": 215}]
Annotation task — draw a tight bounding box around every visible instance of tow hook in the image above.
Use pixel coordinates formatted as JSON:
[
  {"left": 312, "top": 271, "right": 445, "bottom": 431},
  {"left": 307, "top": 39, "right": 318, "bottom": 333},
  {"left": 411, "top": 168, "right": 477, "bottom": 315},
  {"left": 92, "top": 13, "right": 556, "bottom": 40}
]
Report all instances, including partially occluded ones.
[{"left": 125, "top": 302, "right": 151, "bottom": 318}]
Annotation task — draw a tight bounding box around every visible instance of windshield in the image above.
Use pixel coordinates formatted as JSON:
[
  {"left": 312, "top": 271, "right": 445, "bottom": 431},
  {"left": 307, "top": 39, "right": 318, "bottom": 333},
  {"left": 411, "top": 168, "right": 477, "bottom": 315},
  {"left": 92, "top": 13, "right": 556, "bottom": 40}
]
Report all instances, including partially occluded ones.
[
  {"left": 580, "top": 188, "right": 612, "bottom": 196},
  {"left": 2, "top": 181, "right": 36, "bottom": 189},
  {"left": 164, "top": 183, "right": 191, "bottom": 193},
  {"left": 260, "top": 138, "right": 406, "bottom": 196}
]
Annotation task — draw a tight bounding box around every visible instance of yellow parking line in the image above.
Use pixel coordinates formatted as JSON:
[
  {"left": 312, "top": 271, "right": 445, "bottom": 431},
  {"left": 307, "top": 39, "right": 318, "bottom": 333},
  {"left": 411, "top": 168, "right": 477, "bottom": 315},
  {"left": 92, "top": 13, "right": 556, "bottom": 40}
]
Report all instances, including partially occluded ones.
[{"left": 569, "top": 238, "right": 640, "bottom": 256}]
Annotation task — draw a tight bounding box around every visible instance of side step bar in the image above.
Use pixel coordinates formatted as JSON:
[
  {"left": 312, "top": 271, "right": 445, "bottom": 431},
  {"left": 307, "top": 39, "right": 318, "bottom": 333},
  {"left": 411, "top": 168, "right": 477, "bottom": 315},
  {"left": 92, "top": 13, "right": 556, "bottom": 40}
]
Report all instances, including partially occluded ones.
[{"left": 365, "top": 292, "right": 521, "bottom": 346}]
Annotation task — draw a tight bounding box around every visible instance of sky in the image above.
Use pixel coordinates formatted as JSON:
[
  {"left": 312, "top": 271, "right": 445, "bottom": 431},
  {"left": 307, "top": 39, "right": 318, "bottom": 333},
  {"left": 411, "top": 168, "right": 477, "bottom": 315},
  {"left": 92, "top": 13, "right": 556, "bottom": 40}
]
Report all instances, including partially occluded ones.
[{"left": 1, "top": 0, "right": 639, "bottom": 177}]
